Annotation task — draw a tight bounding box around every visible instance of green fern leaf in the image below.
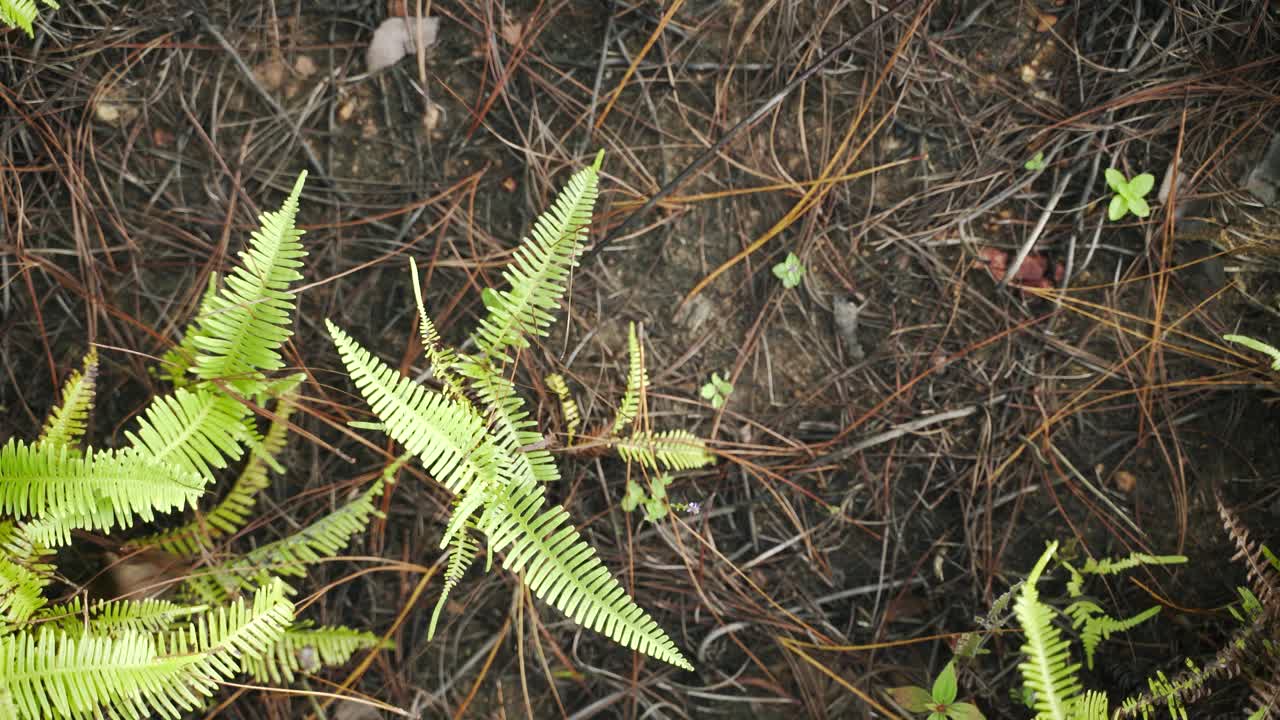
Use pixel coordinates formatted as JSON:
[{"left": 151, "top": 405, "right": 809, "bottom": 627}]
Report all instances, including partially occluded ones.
[
  {"left": 614, "top": 429, "right": 715, "bottom": 472},
  {"left": 470, "top": 153, "right": 602, "bottom": 363},
  {"left": 485, "top": 475, "right": 693, "bottom": 670},
  {"left": 183, "top": 481, "right": 384, "bottom": 603},
  {"left": 0, "top": 583, "right": 292, "bottom": 720},
  {"left": 0, "top": 0, "right": 57, "bottom": 38},
  {"left": 429, "top": 527, "right": 479, "bottom": 639},
  {"left": 191, "top": 172, "right": 308, "bottom": 392},
  {"left": 408, "top": 258, "right": 465, "bottom": 398},
  {"left": 243, "top": 622, "right": 392, "bottom": 684},
  {"left": 545, "top": 373, "right": 579, "bottom": 443},
  {"left": 459, "top": 358, "right": 559, "bottom": 485},
  {"left": 612, "top": 322, "right": 647, "bottom": 435},
  {"left": 1015, "top": 542, "right": 1083, "bottom": 720},
  {"left": 37, "top": 349, "right": 98, "bottom": 451},
  {"left": 328, "top": 321, "right": 498, "bottom": 496},
  {"left": 0, "top": 440, "right": 206, "bottom": 547},
  {"left": 124, "top": 387, "right": 250, "bottom": 480},
  {"left": 0, "top": 522, "right": 50, "bottom": 623},
  {"left": 159, "top": 273, "right": 221, "bottom": 388},
  {"left": 139, "top": 389, "right": 298, "bottom": 556},
  {"left": 1066, "top": 600, "right": 1161, "bottom": 670},
  {"left": 37, "top": 596, "right": 206, "bottom": 635}
]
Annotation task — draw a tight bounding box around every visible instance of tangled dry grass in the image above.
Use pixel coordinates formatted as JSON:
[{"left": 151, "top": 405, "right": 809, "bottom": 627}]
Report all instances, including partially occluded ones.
[{"left": 3, "top": 0, "right": 1280, "bottom": 717}]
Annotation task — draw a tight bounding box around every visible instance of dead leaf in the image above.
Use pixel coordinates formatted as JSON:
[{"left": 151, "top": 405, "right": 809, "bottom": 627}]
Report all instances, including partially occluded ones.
[
  {"left": 254, "top": 58, "right": 287, "bottom": 91},
  {"left": 294, "top": 55, "right": 318, "bottom": 78},
  {"left": 1113, "top": 470, "right": 1137, "bottom": 494},
  {"left": 500, "top": 18, "right": 524, "bottom": 45},
  {"left": 367, "top": 16, "right": 440, "bottom": 73}
]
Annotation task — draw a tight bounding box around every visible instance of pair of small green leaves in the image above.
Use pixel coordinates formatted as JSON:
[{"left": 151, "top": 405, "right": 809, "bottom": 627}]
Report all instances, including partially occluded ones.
[
  {"left": 621, "top": 475, "right": 672, "bottom": 521},
  {"left": 772, "top": 252, "right": 805, "bottom": 289},
  {"left": 887, "top": 661, "right": 985, "bottom": 720},
  {"left": 700, "top": 372, "right": 733, "bottom": 409},
  {"left": 1105, "top": 168, "right": 1155, "bottom": 221}
]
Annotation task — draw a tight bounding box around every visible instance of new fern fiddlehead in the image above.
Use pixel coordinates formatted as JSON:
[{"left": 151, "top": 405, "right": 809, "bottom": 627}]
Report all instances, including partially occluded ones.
[{"left": 328, "top": 152, "right": 696, "bottom": 670}]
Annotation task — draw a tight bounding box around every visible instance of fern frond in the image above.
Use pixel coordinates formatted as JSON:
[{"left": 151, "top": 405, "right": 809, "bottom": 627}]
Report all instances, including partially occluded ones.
[
  {"left": 469, "top": 154, "right": 602, "bottom": 363},
  {"left": 191, "top": 172, "right": 308, "bottom": 393},
  {"left": 139, "top": 390, "right": 298, "bottom": 556},
  {"left": 429, "top": 527, "right": 479, "bottom": 640},
  {"left": 612, "top": 322, "right": 647, "bottom": 435},
  {"left": 1065, "top": 600, "right": 1161, "bottom": 670},
  {"left": 0, "top": 439, "right": 206, "bottom": 547},
  {"left": 1072, "top": 690, "right": 1109, "bottom": 719},
  {"left": 124, "top": 387, "right": 251, "bottom": 480},
  {"left": 158, "top": 273, "right": 221, "bottom": 388},
  {"left": 613, "top": 429, "right": 715, "bottom": 472},
  {"left": 244, "top": 622, "right": 393, "bottom": 684},
  {"left": 1015, "top": 542, "right": 1083, "bottom": 720},
  {"left": 545, "top": 374, "right": 579, "bottom": 443},
  {"left": 484, "top": 475, "right": 692, "bottom": 670},
  {"left": 408, "top": 258, "right": 464, "bottom": 398},
  {"left": 38, "top": 597, "right": 206, "bottom": 635},
  {"left": 459, "top": 358, "right": 559, "bottom": 485},
  {"left": 1218, "top": 495, "right": 1280, "bottom": 614},
  {"left": 1064, "top": 552, "right": 1186, "bottom": 598},
  {"left": 328, "top": 320, "right": 498, "bottom": 496},
  {"left": 38, "top": 349, "right": 98, "bottom": 451},
  {"left": 0, "top": 583, "right": 292, "bottom": 720},
  {"left": 0, "top": 0, "right": 57, "bottom": 38},
  {"left": 0, "top": 522, "right": 50, "bottom": 623},
  {"left": 184, "top": 481, "right": 384, "bottom": 603}
]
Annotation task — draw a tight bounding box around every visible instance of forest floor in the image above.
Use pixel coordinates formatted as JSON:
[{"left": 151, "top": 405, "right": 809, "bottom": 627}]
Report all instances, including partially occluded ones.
[{"left": 4, "top": 1, "right": 1280, "bottom": 718}]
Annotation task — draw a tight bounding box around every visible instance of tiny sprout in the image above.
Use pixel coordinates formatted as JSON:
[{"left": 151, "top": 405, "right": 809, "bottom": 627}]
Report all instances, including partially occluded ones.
[
  {"left": 1105, "top": 168, "right": 1155, "bottom": 221},
  {"left": 1024, "top": 151, "right": 1045, "bottom": 171},
  {"left": 772, "top": 252, "right": 805, "bottom": 289},
  {"left": 700, "top": 372, "right": 733, "bottom": 409},
  {"left": 1224, "top": 334, "right": 1280, "bottom": 371}
]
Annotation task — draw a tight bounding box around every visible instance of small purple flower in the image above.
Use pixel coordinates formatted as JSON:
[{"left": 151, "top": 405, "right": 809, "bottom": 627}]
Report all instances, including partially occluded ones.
[{"left": 686, "top": 502, "right": 700, "bottom": 516}]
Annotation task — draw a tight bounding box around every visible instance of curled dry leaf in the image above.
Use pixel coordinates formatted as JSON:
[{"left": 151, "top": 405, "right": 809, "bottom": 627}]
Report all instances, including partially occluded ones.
[{"left": 367, "top": 16, "right": 440, "bottom": 73}]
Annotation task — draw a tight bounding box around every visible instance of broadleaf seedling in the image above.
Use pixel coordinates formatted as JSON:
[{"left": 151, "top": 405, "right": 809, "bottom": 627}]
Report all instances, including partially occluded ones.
[{"left": 1105, "top": 168, "right": 1155, "bottom": 221}]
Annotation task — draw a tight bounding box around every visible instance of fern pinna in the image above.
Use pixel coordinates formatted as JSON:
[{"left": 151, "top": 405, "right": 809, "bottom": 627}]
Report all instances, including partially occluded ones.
[
  {"left": 328, "top": 152, "right": 696, "bottom": 670},
  {"left": 0, "top": 172, "right": 387, "bottom": 719}
]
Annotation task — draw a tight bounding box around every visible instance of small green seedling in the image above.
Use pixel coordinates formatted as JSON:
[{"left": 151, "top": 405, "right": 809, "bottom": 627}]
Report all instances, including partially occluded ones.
[
  {"left": 1024, "top": 151, "right": 1045, "bottom": 171},
  {"left": 1105, "top": 168, "right": 1155, "bottom": 221},
  {"left": 887, "top": 661, "right": 985, "bottom": 720},
  {"left": 1224, "top": 334, "right": 1280, "bottom": 371},
  {"left": 772, "top": 252, "right": 805, "bottom": 289},
  {"left": 700, "top": 372, "right": 733, "bottom": 409},
  {"left": 620, "top": 475, "right": 675, "bottom": 521}
]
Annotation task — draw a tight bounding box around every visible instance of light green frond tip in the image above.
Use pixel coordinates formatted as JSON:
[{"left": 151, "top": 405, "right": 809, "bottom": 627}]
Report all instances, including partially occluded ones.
[
  {"left": 192, "top": 172, "right": 308, "bottom": 392},
  {"left": 38, "top": 349, "right": 98, "bottom": 451},
  {"left": 485, "top": 476, "right": 693, "bottom": 670},
  {"left": 469, "top": 158, "right": 601, "bottom": 362},
  {"left": 1015, "top": 541, "right": 1083, "bottom": 720},
  {"left": 613, "top": 322, "right": 647, "bottom": 435},
  {"left": 0, "top": 0, "right": 58, "bottom": 37}
]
